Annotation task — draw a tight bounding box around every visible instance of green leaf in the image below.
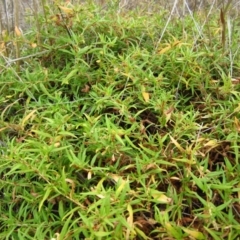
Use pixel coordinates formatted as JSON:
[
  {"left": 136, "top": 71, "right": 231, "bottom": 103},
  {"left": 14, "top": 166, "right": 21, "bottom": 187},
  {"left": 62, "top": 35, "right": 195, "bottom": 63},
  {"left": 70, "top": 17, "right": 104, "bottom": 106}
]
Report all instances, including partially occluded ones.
[
  {"left": 94, "top": 231, "right": 113, "bottom": 237},
  {"left": 183, "top": 228, "right": 205, "bottom": 240},
  {"left": 39, "top": 187, "right": 52, "bottom": 211},
  {"left": 61, "top": 68, "right": 79, "bottom": 85}
]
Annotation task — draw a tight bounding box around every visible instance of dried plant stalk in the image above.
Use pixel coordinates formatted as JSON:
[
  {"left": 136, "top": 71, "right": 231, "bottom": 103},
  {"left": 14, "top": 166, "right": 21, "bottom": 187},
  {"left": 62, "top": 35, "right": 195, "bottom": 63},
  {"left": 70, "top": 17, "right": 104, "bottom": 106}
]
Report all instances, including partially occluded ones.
[
  {"left": 13, "top": 0, "right": 20, "bottom": 71},
  {"left": 220, "top": 0, "right": 233, "bottom": 51},
  {"left": 33, "top": 0, "right": 41, "bottom": 45}
]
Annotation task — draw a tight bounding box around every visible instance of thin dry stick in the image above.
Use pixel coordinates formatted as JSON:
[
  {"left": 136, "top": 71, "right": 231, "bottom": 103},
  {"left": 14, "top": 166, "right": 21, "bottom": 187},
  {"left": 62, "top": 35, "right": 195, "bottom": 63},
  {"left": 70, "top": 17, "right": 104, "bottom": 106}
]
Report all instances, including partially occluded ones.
[
  {"left": 4, "top": 50, "right": 51, "bottom": 65},
  {"left": 13, "top": 0, "right": 21, "bottom": 71},
  {"left": 184, "top": 0, "right": 216, "bottom": 51},
  {"left": 33, "top": 0, "right": 41, "bottom": 45},
  {"left": 220, "top": 0, "right": 233, "bottom": 51},
  {"left": 2, "top": 0, "right": 10, "bottom": 33},
  {"left": 155, "top": 0, "right": 178, "bottom": 48},
  {"left": 0, "top": 3, "right": 3, "bottom": 40},
  {"left": 220, "top": 3, "right": 227, "bottom": 52},
  {"left": 41, "top": 0, "right": 48, "bottom": 23},
  {"left": 57, "top": 5, "right": 73, "bottom": 39},
  {"left": 227, "top": 17, "right": 233, "bottom": 77},
  {"left": 0, "top": 4, "right": 9, "bottom": 57},
  {"left": 41, "top": 0, "right": 55, "bottom": 47}
]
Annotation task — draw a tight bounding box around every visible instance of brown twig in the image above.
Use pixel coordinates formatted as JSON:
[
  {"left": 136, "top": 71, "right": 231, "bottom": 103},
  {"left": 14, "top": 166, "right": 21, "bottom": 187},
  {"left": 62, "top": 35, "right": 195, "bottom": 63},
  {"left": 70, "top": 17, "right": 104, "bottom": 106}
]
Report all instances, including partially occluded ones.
[{"left": 220, "top": 0, "right": 233, "bottom": 51}]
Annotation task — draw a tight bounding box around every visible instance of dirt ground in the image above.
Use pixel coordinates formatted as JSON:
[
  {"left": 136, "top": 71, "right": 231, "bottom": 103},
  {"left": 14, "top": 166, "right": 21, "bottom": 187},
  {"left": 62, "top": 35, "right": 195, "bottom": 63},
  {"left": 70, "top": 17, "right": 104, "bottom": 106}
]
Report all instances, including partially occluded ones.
[{"left": 0, "top": 0, "right": 239, "bottom": 33}]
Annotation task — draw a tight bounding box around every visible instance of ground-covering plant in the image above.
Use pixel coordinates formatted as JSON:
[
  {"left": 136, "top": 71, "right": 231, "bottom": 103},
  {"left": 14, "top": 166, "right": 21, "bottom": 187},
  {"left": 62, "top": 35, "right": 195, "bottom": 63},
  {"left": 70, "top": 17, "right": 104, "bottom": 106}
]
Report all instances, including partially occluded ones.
[{"left": 0, "top": 1, "right": 240, "bottom": 239}]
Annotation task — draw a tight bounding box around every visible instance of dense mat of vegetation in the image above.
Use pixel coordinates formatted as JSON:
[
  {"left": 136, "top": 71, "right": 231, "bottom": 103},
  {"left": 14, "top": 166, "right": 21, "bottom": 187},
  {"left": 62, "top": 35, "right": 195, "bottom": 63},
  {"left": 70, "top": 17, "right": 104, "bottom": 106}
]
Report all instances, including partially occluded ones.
[{"left": 0, "top": 1, "right": 240, "bottom": 239}]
